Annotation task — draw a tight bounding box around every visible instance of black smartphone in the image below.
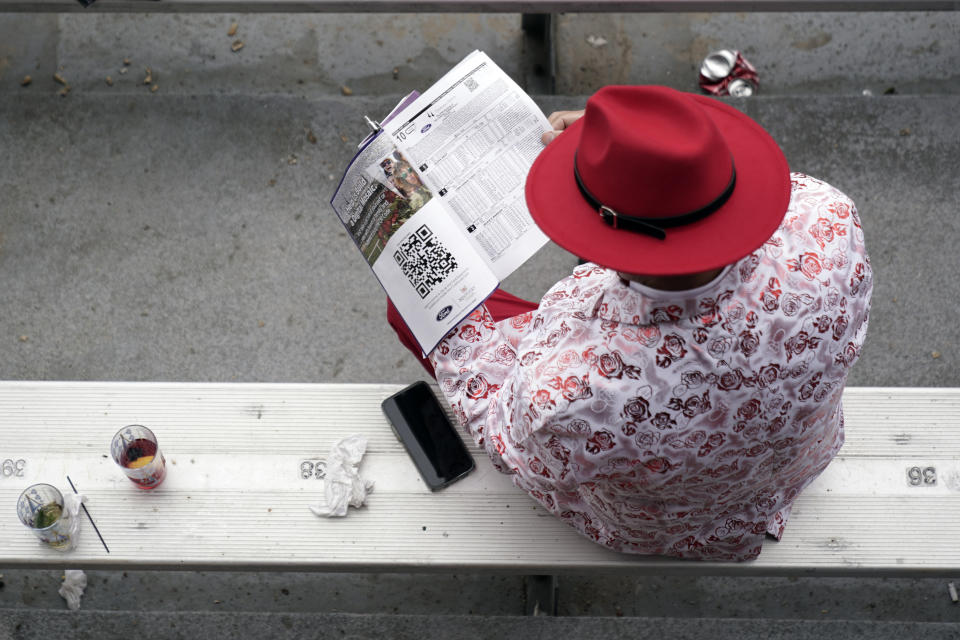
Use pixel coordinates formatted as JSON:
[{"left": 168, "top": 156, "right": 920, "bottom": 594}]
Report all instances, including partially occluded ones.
[{"left": 381, "top": 381, "right": 475, "bottom": 491}]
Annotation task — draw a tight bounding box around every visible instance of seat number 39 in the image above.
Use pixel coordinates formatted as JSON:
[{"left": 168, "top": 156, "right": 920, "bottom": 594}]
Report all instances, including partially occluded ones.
[{"left": 2, "top": 459, "right": 26, "bottom": 477}]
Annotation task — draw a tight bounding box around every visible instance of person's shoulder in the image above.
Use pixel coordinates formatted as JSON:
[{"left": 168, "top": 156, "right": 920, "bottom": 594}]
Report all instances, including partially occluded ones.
[
  {"left": 789, "top": 173, "right": 856, "bottom": 207},
  {"left": 775, "top": 173, "right": 869, "bottom": 283},
  {"left": 781, "top": 173, "right": 861, "bottom": 236},
  {"left": 538, "top": 263, "right": 616, "bottom": 311}
]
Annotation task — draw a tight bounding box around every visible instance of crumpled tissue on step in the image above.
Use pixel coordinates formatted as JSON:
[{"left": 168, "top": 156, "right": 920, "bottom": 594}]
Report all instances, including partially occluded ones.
[
  {"left": 309, "top": 434, "right": 374, "bottom": 517},
  {"left": 59, "top": 569, "right": 87, "bottom": 610}
]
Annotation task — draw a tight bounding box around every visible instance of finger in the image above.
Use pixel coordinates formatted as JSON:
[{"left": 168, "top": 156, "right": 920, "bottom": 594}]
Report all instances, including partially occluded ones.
[
  {"left": 546, "top": 110, "right": 578, "bottom": 129},
  {"left": 541, "top": 130, "right": 560, "bottom": 145},
  {"left": 546, "top": 110, "right": 585, "bottom": 131}
]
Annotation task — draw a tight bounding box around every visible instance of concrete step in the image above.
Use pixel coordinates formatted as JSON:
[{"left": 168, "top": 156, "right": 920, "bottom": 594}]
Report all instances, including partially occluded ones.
[
  {"left": 3, "top": 570, "right": 960, "bottom": 620},
  {"left": 1, "top": 12, "right": 957, "bottom": 98},
  {"left": 554, "top": 12, "right": 960, "bottom": 96},
  {"left": 0, "top": 92, "right": 958, "bottom": 385},
  {"left": 2, "top": 609, "right": 960, "bottom": 639}
]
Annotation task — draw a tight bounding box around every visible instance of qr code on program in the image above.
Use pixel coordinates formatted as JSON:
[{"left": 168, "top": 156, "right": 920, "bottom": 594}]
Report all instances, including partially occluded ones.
[
  {"left": 463, "top": 76, "right": 479, "bottom": 92},
  {"left": 394, "top": 224, "right": 458, "bottom": 299}
]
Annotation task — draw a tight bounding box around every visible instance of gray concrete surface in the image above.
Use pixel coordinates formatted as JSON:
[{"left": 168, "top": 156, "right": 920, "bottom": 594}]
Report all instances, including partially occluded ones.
[
  {"left": 1, "top": 92, "right": 956, "bottom": 385},
  {"left": 0, "top": 13, "right": 532, "bottom": 97},
  {"left": 3, "top": 12, "right": 958, "bottom": 98},
  {"left": 1, "top": 9, "right": 959, "bottom": 635},
  {"left": 4, "top": 610, "right": 960, "bottom": 640},
  {"left": 556, "top": 12, "right": 960, "bottom": 95},
  {"left": 2, "top": 570, "right": 960, "bottom": 621}
]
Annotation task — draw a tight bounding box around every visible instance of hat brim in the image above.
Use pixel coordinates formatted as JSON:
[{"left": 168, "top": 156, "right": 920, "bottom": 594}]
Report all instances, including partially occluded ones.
[{"left": 525, "top": 95, "right": 791, "bottom": 276}]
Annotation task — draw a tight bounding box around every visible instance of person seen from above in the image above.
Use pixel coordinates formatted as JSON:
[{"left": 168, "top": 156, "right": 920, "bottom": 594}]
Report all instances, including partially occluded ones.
[{"left": 388, "top": 85, "right": 873, "bottom": 561}]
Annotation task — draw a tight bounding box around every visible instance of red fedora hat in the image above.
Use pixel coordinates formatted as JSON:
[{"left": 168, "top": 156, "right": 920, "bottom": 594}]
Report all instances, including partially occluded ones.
[{"left": 525, "top": 86, "right": 790, "bottom": 275}]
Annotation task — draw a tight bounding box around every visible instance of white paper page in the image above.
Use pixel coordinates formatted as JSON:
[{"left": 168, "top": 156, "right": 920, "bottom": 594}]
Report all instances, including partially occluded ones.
[
  {"left": 386, "top": 50, "right": 551, "bottom": 282},
  {"left": 332, "top": 125, "right": 500, "bottom": 356},
  {"left": 372, "top": 200, "right": 498, "bottom": 356}
]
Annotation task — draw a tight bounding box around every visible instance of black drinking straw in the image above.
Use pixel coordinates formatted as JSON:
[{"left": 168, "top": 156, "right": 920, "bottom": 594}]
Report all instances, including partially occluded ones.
[{"left": 66, "top": 476, "right": 110, "bottom": 554}]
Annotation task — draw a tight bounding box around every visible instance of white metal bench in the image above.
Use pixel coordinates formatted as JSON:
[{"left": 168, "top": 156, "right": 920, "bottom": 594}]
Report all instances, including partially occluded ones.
[{"left": 2, "top": 382, "right": 958, "bottom": 583}]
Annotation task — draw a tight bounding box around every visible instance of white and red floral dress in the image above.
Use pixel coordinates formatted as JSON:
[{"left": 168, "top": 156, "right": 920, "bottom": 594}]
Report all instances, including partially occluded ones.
[{"left": 429, "top": 174, "right": 873, "bottom": 561}]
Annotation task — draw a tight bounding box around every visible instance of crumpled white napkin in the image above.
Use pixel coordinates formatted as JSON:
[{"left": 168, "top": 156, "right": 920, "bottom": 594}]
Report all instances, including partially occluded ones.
[
  {"left": 59, "top": 569, "right": 87, "bottom": 610},
  {"left": 309, "top": 434, "right": 374, "bottom": 517},
  {"left": 60, "top": 493, "right": 85, "bottom": 551}
]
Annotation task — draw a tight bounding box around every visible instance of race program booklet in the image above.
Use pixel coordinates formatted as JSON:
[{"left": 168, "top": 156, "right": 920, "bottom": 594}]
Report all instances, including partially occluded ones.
[{"left": 330, "top": 50, "right": 551, "bottom": 356}]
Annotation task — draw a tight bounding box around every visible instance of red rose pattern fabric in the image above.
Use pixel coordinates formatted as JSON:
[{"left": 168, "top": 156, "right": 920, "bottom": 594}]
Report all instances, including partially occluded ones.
[{"left": 429, "top": 174, "right": 873, "bottom": 561}]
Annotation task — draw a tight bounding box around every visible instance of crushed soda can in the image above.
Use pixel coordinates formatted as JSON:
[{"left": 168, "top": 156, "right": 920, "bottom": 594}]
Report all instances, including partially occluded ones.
[{"left": 699, "top": 49, "right": 759, "bottom": 97}]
